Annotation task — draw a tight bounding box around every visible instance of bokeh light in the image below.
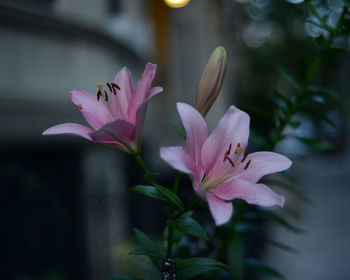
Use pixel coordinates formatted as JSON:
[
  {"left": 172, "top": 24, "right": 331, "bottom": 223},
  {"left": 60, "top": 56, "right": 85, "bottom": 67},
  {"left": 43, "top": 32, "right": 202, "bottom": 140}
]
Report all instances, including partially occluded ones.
[{"left": 164, "top": 0, "right": 191, "bottom": 8}]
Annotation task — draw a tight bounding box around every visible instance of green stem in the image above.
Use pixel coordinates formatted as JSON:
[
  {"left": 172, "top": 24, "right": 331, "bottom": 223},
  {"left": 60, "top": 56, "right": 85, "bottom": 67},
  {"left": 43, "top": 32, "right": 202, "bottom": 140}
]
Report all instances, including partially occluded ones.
[{"left": 166, "top": 171, "right": 181, "bottom": 258}]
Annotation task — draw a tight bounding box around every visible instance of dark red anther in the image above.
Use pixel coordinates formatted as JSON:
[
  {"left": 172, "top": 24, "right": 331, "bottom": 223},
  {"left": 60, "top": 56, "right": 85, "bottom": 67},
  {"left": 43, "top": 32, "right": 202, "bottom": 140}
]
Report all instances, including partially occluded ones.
[
  {"left": 111, "top": 83, "right": 120, "bottom": 95},
  {"left": 244, "top": 159, "right": 251, "bottom": 170},
  {"left": 97, "top": 90, "right": 103, "bottom": 101},
  {"left": 241, "top": 152, "right": 248, "bottom": 163},
  {"left": 104, "top": 90, "right": 109, "bottom": 101},
  {"left": 107, "top": 82, "right": 112, "bottom": 92}
]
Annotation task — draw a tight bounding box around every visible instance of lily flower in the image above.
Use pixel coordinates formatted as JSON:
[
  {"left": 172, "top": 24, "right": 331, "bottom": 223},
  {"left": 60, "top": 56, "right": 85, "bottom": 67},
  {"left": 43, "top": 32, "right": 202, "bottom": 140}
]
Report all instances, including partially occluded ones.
[
  {"left": 43, "top": 63, "right": 163, "bottom": 154},
  {"left": 160, "top": 103, "right": 292, "bottom": 225}
]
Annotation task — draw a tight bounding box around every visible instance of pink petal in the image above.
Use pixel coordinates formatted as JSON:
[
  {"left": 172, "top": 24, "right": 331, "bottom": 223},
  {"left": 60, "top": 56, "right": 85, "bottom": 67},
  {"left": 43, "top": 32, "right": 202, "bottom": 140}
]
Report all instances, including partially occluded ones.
[
  {"left": 147, "top": 86, "right": 163, "bottom": 101},
  {"left": 42, "top": 123, "right": 93, "bottom": 140},
  {"left": 213, "top": 179, "right": 285, "bottom": 208},
  {"left": 89, "top": 119, "right": 136, "bottom": 152},
  {"left": 112, "top": 67, "right": 134, "bottom": 120},
  {"left": 69, "top": 89, "right": 114, "bottom": 129},
  {"left": 238, "top": 151, "right": 292, "bottom": 183},
  {"left": 128, "top": 63, "right": 157, "bottom": 120},
  {"left": 201, "top": 106, "right": 250, "bottom": 176},
  {"left": 207, "top": 193, "right": 233, "bottom": 225},
  {"left": 160, "top": 146, "right": 196, "bottom": 175},
  {"left": 177, "top": 103, "right": 208, "bottom": 169}
]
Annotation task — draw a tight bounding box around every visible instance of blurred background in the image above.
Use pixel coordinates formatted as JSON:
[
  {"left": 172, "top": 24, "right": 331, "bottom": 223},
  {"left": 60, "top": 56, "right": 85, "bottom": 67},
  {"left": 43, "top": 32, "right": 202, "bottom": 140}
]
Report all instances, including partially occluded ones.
[{"left": 0, "top": 0, "right": 349, "bottom": 279}]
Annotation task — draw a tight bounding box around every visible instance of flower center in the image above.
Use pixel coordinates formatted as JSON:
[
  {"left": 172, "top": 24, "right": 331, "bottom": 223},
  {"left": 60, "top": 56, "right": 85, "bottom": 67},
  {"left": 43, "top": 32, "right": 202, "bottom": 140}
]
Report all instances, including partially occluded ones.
[
  {"left": 96, "top": 82, "right": 120, "bottom": 102},
  {"left": 201, "top": 142, "right": 252, "bottom": 192}
]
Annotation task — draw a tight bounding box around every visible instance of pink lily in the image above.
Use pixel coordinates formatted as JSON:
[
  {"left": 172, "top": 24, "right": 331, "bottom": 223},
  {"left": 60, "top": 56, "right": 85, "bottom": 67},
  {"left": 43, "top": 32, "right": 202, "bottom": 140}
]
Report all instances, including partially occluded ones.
[
  {"left": 43, "top": 63, "right": 163, "bottom": 154},
  {"left": 160, "top": 103, "right": 292, "bottom": 225}
]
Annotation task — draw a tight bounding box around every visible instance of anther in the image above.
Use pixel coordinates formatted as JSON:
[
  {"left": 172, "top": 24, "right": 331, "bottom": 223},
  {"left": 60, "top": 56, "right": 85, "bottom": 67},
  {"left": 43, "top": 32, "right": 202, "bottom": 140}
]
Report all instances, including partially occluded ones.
[
  {"left": 235, "top": 143, "right": 243, "bottom": 154},
  {"left": 104, "top": 90, "right": 109, "bottom": 101},
  {"left": 107, "top": 82, "right": 112, "bottom": 92},
  {"left": 244, "top": 160, "right": 251, "bottom": 170},
  {"left": 97, "top": 90, "right": 103, "bottom": 101},
  {"left": 241, "top": 152, "right": 248, "bottom": 163},
  {"left": 111, "top": 83, "right": 120, "bottom": 95}
]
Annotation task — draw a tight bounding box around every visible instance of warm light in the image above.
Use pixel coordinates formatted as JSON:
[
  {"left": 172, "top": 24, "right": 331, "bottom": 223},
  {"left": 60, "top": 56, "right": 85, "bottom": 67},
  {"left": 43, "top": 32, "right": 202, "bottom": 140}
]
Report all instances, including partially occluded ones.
[{"left": 164, "top": 0, "right": 191, "bottom": 8}]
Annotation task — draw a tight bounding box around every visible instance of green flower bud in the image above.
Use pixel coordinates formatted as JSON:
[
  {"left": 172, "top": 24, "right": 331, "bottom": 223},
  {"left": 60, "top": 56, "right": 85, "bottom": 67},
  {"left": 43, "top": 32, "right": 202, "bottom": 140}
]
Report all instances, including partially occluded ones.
[{"left": 195, "top": 46, "right": 227, "bottom": 116}]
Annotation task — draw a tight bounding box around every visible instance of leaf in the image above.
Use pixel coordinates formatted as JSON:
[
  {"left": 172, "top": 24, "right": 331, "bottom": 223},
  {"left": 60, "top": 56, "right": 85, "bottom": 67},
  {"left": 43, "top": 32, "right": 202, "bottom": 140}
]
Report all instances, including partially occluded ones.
[
  {"left": 177, "top": 258, "right": 228, "bottom": 280},
  {"left": 264, "top": 239, "right": 300, "bottom": 255},
  {"left": 107, "top": 277, "right": 143, "bottom": 280},
  {"left": 168, "top": 216, "right": 209, "bottom": 240},
  {"left": 307, "top": 85, "right": 341, "bottom": 100},
  {"left": 130, "top": 185, "right": 165, "bottom": 201},
  {"left": 131, "top": 185, "right": 184, "bottom": 210},
  {"left": 155, "top": 184, "right": 184, "bottom": 210},
  {"left": 261, "top": 210, "right": 306, "bottom": 234},
  {"left": 168, "top": 121, "right": 186, "bottom": 140},
  {"left": 245, "top": 258, "right": 285, "bottom": 279},
  {"left": 277, "top": 67, "right": 300, "bottom": 90},
  {"left": 129, "top": 249, "right": 164, "bottom": 260},
  {"left": 133, "top": 228, "right": 163, "bottom": 270},
  {"left": 270, "top": 91, "right": 292, "bottom": 112},
  {"left": 296, "top": 136, "right": 332, "bottom": 151}
]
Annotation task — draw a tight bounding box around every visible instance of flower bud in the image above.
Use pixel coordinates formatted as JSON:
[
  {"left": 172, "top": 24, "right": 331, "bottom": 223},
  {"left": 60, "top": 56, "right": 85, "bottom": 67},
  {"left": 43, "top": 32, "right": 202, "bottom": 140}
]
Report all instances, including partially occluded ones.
[{"left": 195, "top": 46, "right": 227, "bottom": 116}]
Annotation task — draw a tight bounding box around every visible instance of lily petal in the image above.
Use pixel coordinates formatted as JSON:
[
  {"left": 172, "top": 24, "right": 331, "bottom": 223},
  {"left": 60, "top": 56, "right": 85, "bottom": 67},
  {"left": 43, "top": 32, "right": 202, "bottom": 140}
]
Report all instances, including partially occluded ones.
[
  {"left": 128, "top": 63, "right": 157, "bottom": 119},
  {"left": 160, "top": 146, "right": 196, "bottom": 175},
  {"left": 69, "top": 89, "right": 114, "bottom": 129},
  {"left": 89, "top": 119, "right": 135, "bottom": 152},
  {"left": 177, "top": 103, "right": 208, "bottom": 168},
  {"left": 42, "top": 123, "right": 93, "bottom": 140},
  {"left": 147, "top": 86, "right": 163, "bottom": 101},
  {"left": 207, "top": 193, "right": 233, "bottom": 225},
  {"left": 201, "top": 106, "right": 250, "bottom": 175},
  {"left": 213, "top": 179, "right": 285, "bottom": 207},
  {"left": 238, "top": 151, "right": 292, "bottom": 183},
  {"left": 112, "top": 67, "right": 134, "bottom": 120}
]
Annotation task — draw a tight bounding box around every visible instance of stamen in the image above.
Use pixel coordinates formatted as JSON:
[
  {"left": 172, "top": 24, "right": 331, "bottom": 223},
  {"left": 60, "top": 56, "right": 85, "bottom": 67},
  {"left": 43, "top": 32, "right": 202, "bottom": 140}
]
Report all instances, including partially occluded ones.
[
  {"left": 104, "top": 90, "right": 109, "bottom": 101},
  {"left": 223, "top": 143, "right": 232, "bottom": 161},
  {"left": 226, "top": 157, "right": 235, "bottom": 168},
  {"left": 111, "top": 83, "right": 120, "bottom": 95},
  {"left": 235, "top": 143, "right": 243, "bottom": 154},
  {"left": 97, "top": 90, "right": 103, "bottom": 101},
  {"left": 97, "top": 83, "right": 104, "bottom": 101},
  {"left": 107, "top": 82, "right": 112, "bottom": 92},
  {"left": 241, "top": 152, "right": 248, "bottom": 163},
  {"left": 244, "top": 160, "right": 251, "bottom": 170}
]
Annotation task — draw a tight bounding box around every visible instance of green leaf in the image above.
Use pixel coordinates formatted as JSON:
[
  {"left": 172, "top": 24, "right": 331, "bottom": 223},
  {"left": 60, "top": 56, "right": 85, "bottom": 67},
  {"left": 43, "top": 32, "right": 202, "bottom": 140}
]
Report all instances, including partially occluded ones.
[
  {"left": 307, "top": 85, "right": 341, "bottom": 100},
  {"left": 130, "top": 185, "right": 165, "bottom": 201},
  {"left": 270, "top": 91, "right": 292, "bottom": 112},
  {"left": 129, "top": 249, "right": 164, "bottom": 260},
  {"left": 168, "top": 216, "right": 209, "bottom": 240},
  {"left": 133, "top": 228, "right": 163, "bottom": 270},
  {"left": 245, "top": 258, "right": 285, "bottom": 279},
  {"left": 177, "top": 258, "right": 228, "bottom": 280},
  {"left": 107, "top": 277, "right": 143, "bottom": 280},
  {"left": 168, "top": 121, "right": 186, "bottom": 140},
  {"left": 261, "top": 210, "right": 306, "bottom": 234},
  {"left": 264, "top": 239, "right": 299, "bottom": 255},
  {"left": 131, "top": 185, "right": 184, "bottom": 210},
  {"left": 155, "top": 184, "right": 184, "bottom": 210},
  {"left": 277, "top": 67, "right": 300, "bottom": 90},
  {"left": 296, "top": 136, "right": 332, "bottom": 151}
]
